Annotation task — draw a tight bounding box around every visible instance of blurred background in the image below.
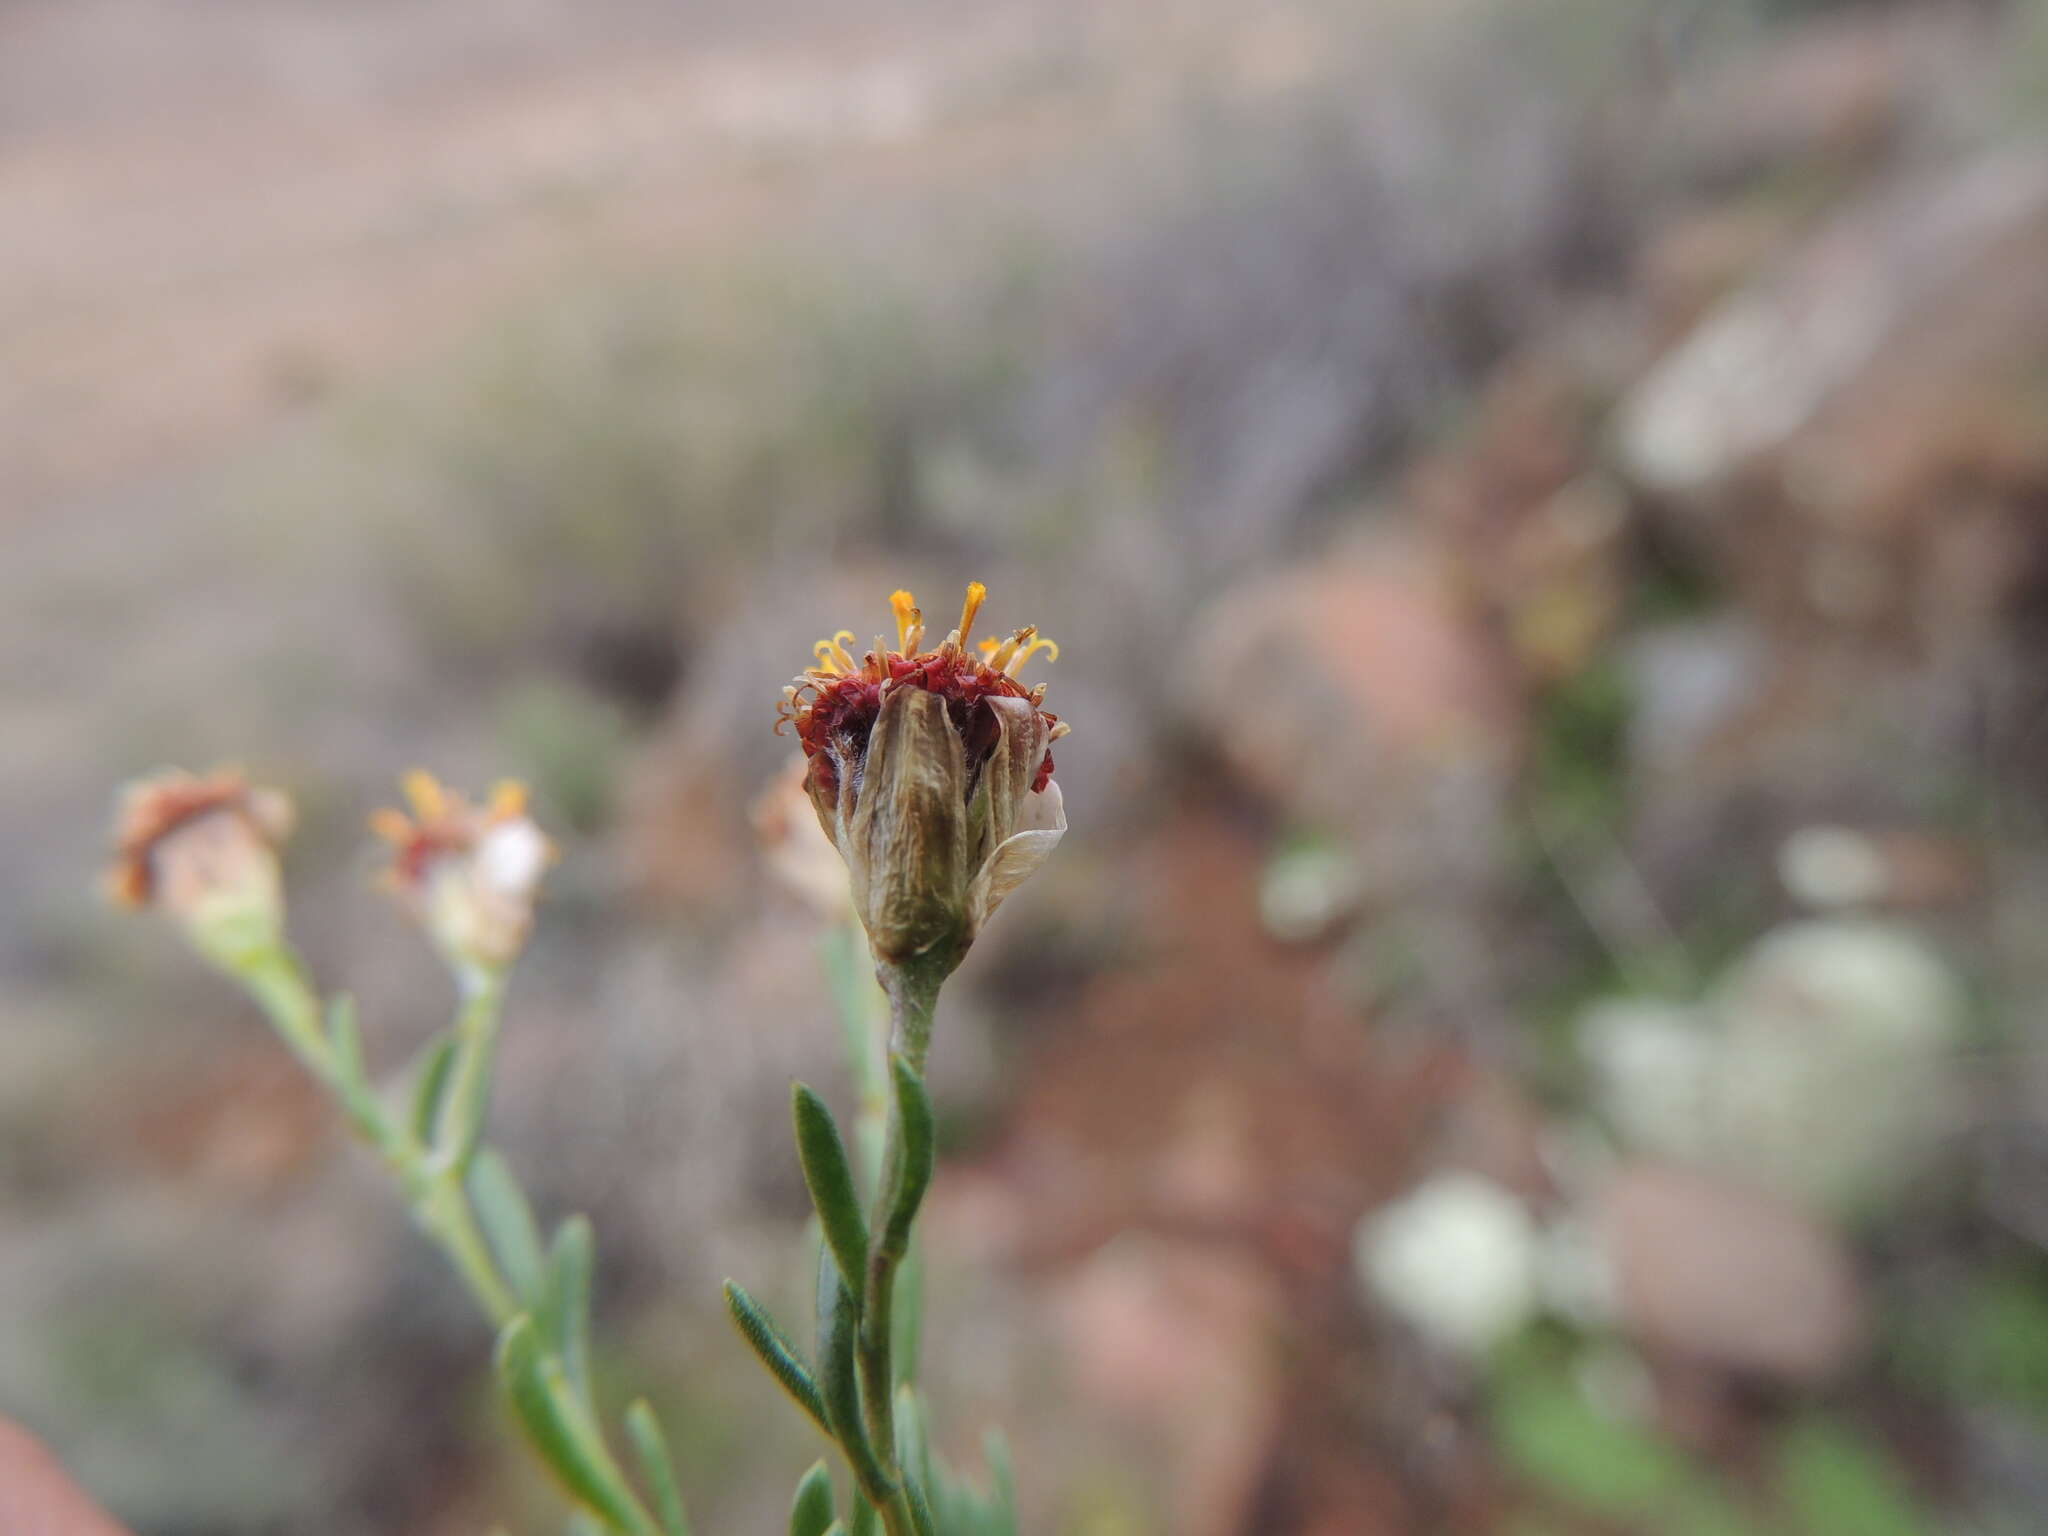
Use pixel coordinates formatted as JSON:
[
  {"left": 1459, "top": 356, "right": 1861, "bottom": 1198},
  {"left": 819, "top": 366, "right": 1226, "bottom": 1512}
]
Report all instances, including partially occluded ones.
[{"left": 7, "top": 0, "right": 2048, "bottom": 1530}]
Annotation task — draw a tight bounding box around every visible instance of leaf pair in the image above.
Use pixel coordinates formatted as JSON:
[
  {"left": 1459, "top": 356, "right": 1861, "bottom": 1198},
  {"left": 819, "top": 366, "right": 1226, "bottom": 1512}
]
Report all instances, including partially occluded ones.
[{"left": 727, "top": 1058, "right": 942, "bottom": 1531}]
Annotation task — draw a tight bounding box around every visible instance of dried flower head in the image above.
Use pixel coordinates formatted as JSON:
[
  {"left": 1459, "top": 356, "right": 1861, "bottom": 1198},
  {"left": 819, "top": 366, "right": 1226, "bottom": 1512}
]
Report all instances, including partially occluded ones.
[
  {"left": 106, "top": 767, "right": 294, "bottom": 964},
  {"left": 777, "top": 583, "right": 1067, "bottom": 972},
  {"left": 371, "top": 771, "right": 555, "bottom": 981}
]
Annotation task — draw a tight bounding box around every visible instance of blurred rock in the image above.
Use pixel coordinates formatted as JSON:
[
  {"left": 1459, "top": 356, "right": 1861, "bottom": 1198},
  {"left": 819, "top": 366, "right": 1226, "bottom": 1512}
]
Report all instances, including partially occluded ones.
[
  {"left": 1598, "top": 1162, "right": 1862, "bottom": 1384},
  {"left": 0, "top": 1421, "right": 133, "bottom": 1536},
  {"left": 1581, "top": 919, "right": 1966, "bottom": 1218},
  {"left": 1618, "top": 147, "right": 2048, "bottom": 658},
  {"left": 1619, "top": 150, "right": 2048, "bottom": 503},
  {"left": 1774, "top": 823, "right": 1974, "bottom": 913},
  {"left": 1657, "top": 8, "right": 1962, "bottom": 184},
  {"left": 1579, "top": 997, "right": 1716, "bottom": 1166},
  {"left": 1704, "top": 918, "right": 1965, "bottom": 1216},
  {"left": 1187, "top": 534, "right": 1519, "bottom": 876},
  {"left": 1054, "top": 1236, "right": 1280, "bottom": 1536}
]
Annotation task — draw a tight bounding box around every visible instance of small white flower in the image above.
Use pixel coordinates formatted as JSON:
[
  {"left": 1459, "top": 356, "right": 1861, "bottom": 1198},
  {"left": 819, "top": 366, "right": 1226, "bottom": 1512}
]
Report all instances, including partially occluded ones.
[{"left": 1355, "top": 1172, "right": 1537, "bottom": 1354}]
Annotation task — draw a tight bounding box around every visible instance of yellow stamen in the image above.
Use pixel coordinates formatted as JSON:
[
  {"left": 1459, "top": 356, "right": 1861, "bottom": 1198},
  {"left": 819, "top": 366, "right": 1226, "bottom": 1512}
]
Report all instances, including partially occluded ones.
[
  {"left": 956, "top": 582, "right": 987, "bottom": 651},
  {"left": 1048, "top": 721, "right": 1071, "bottom": 741},
  {"left": 812, "top": 630, "right": 858, "bottom": 675},
  {"left": 1008, "top": 636, "right": 1059, "bottom": 676},
  {"left": 986, "top": 625, "right": 1035, "bottom": 673},
  {"left": 488, "top": 780, "right": 529, "bottom": 819},
  {"left": 890, "top": 590, "right": 922, "bottom": 652},
  {"left": 402, "top": 769, "right": 446, "bottom": 822},
  {"left": 369, "top": 808, "right": 415, "bottom": 845}
]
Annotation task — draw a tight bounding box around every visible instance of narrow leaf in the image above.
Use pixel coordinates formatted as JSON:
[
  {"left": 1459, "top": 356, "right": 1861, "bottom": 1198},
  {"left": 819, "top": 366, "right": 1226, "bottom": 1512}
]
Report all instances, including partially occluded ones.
[
  {"left": 894, "top": 1385, "right": 933, "bottom": 1504},
  {"left": 877, "top": 1058, "right": 934, "bottom": 1263},
  {"left": 789, "top": 1460, "right": 836, "bottom": 1536},
  {"left": 326, "top": 995, "right": 368, "bottom": 1088},
  {"left": 545, "top": 1215, "right": 596, "bottom": 1399},
  {"left": 889, "top": 1242, "right": 924, "bottom": 1386},
  {"left": 793, "top": 1084, "right": 869, "bottom": 1312},
  {"left": 625, "top": 1399, "right": 691, "bottom": 1536},
  {"left": 408, "top": 1035, "right": 458, "bottom": 1147},
  {"left": 818, "top": 1250, "right": 894, "bottom": 1500},
  {"left": 324, "top": 995, "right": 391, "bottom": 1146},
  {"left": 985, "top": 1430, "right": 1016, "bottom": 1536},
  {"left": 493, "top": 1316, "right": 648, "bottom": 1534},
  {"left": 848, "top": 1499, "right": 880, "bottom": 1536},
  {"left": 722, "top": 1280, "right": 830, "bottom": 1437},
  {"left": 903, "top": 1475, "right": 937, "bottom": 1536},
  {"left": 469, "top": 1148, "right": 547, "bottom": 1308}
]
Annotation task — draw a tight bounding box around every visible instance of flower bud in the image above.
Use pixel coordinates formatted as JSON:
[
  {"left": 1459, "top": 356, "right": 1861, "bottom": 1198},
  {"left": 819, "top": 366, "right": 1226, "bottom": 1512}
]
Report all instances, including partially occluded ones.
[
  {"left": 778, "top": 583, "right": 1067, "bottom": 976},
  {"left": 106, "top": 768, "right": 294, "bottom": 969},
  {"left": 370, "top": 771, "right": 555, "bottom": 985}
]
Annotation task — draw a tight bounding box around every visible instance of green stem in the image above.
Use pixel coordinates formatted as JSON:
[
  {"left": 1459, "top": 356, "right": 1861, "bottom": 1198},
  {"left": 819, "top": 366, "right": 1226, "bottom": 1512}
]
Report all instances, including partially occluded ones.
[
  {"left": 222, "top": 941, "right": 651, "bottom": 1534},
  {"left": 429, "top": 970, "right": 506, "bottom": 1175},
  {"left": 823, "top": 921, "right": 891, "bottom": 1193},
  {"left": 852, "top": 949, "right": 955, "bottom": 1529},
  {"left": 876, "top": 948, "right": 953, "bottom": 1078},
  {"left": 418, "top": 1175, "right": 523, "bottom": 1326},
  {"left": 237, "top": 945, "right": 337, "bottom": 1080}
]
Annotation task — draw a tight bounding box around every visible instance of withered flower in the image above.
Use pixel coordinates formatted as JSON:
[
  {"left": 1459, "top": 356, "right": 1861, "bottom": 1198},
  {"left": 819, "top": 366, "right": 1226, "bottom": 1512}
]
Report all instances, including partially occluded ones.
[
  {"left": 106, "top": 767, "right": 294, "bottom": 965},
  {"left": 777, "top": 583, "right": 1068, "bottom": 988},
  {"left": 371, "top": 771, "right": 555, "bottom": 982}
]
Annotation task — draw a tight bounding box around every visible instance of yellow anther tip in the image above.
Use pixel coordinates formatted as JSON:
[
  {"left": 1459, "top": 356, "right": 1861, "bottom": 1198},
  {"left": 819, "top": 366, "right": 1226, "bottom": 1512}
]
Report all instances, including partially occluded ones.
[
  {"left": 401, "top": 769, "right": 446, "bottom": 821},
  {"left": 369, "top": 808, "right": 414, "bottom": 844}
]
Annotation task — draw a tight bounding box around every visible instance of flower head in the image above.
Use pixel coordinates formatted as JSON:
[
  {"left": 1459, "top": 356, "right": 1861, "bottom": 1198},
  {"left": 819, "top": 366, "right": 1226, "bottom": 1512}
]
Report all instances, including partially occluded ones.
[
  {"left": 106, "top": 767, "right": 294, "bottom": 966},
  {"left": 777, "top": 583, "right": 1068, "bottom": 971},
  {"left": 371, "top": 771, "right": 555, "bottom": 982}
]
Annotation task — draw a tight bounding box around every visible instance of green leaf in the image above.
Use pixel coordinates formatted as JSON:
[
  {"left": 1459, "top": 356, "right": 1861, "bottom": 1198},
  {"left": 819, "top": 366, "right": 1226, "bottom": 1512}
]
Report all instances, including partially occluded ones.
[
  {"left": 890, "top": 1242, "right": 924, "bottom": 1386},
  {"left": 790, "top": 1460, "right": 836, "bottom": 1536},
  {"left": 793, "top": 1084, "right": 869, "bottom": 1312},
  {"left": 1776, "top": 1417, "right": 1927, "bottom": 1536},
  {"left": 1491, "top": 1363, "right": 1690, "bottom": 1519},
  {"left": 324, "top": 995, "right": 392, "bottom": 1145},
  {"left": 469, "top": 1148, "right": 547, "bottom": 1309},
  {"left": 848, "top": 1498, "right": 880, "bottom": 1536},
  {"left": 722, "top": 1280, "right": 831, "bottom": 1437},
  {"left": 408, "top": 1035, "right": 459, "bottom": 1147},
  {"left": 877, "top": 1058, "right": 934, "bottom": 1264},
  {"left": 326, "top": 995, "right": 367, "bottom": 1087},
  {"left": 817, "top": 1250, "right": 895, "bottom": 1501},
  {"left": 894, "top": 1385, "right": 933, "bottom": 1504},
  {"left": 625, "top": 1399, "right": 691, "bottom": 1536},
  {"left": 903, "top": 1475, "right": 937, "bottom": 1536},
  {"left": 545, "top": 1216, "right": 596, "bottom": 1399},
  {"left": 494, "top": 1315, "right": 649, "bottom": 1534},
  {"left": 985, "top": 1430, "right": 1016, "bottom": 1536}
]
